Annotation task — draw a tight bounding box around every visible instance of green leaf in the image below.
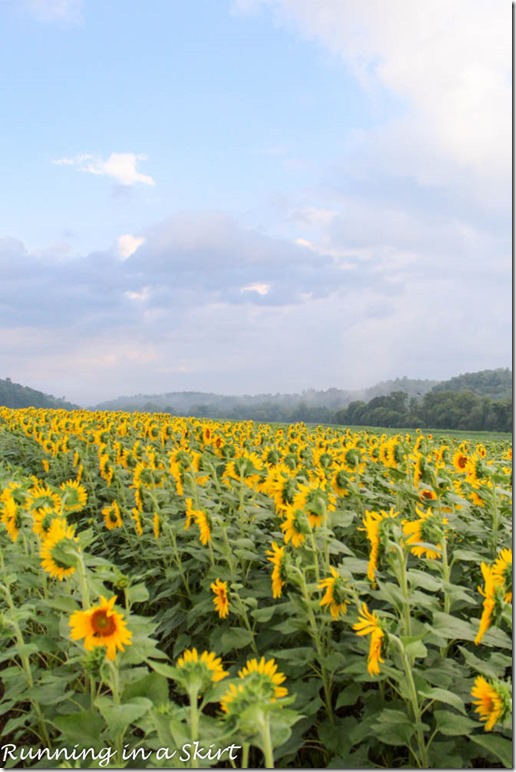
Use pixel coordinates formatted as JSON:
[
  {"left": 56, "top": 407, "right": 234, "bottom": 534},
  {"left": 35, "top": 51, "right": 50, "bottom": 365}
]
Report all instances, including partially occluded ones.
[
  {"left": 53, "top": 711, "right": 105, "bottom": 746},
  {"left": 403, "top": 638, "right": 428, "bottom": 661},
  {"left": 407, "top": 569, "right": 442, "bottom": 593},
  {"left": 127, "top": 582, "right": 150, "bottom": 604},
  {"left": 95, "top": 696, "right": 153, "bottom": 735},
  {"left": 335, "top": 683, "right": 362, "bottom": 709},
  {"left": 219, "top": 627, "right": 254, "bottom": 653},
  {"left": 432, "top": 611, "right": 477, "bottom": 641},
  {"left": 419, "top": 687, "right": 466, "bottom": 714},
  {"left": 434, "top": 709, "right": 478, "bottom": 736},
  {"left": 373, "top": 709, "right": 415, "bottom": 746},
  {"left": 469, "top": 733, "right": 513, "bottom": 768},
  {"left": 41, "top": 596, "right": 80, "bottom": 613},
  {"left": 251, "top": 605, "right": 277, "bottom": 623},
  {"left": 123, "top": 671, "right": 169, "bottom": 706}
]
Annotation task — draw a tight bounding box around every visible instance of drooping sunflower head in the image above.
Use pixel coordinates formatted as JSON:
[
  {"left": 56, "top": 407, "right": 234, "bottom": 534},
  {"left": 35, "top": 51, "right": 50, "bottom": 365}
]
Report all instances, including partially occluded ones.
[
  {"left": 291, "top": 480, "right": 336, "bottom": 527},
  {"left": 1, "top": 494, "right": 24, "bottom": 542},
  {"left": 210, "top": 578, "right": 230, "bottom": 619},
  {"left": 353, "top": 603, "right": 385, "bottom": 677},
  {"left": 318, "top": 566, "right": 348, "bottom": 619},
  {"left": 360, "top": 508, "right": 399, "bottom": 584},
  {"left": 492, "top": 548, "right": 512, "bottom": 603},
  {"left": 102, "top": 501, "right": 123, "bottom": 531},
  {"left": 69, "top": 595, "right": 132, "bottom": 661},
  {"left": 474, "top": 562, "right": 505, "bottom": 645},
  {"left": 266, "top": 541, "right": 287, "bottom": 598},
  {"left": 471, "top": 676, "right": 511, "bottom": 732},
  {"left": 40, "top": 518, "right": 79, "bottom": 580},
  {"left": 402, "top": 506, "right": 445, "bottom": 560},
  {"left": 194, "top": 509, "right": 212, "bottom": 546}
]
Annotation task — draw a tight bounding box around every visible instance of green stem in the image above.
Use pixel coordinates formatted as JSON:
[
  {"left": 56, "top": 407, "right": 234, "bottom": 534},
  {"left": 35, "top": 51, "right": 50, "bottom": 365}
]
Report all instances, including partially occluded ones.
[
  {"left": 391, "top": 541, "right": 411, "bottom": 636},
  {"left": 75, "top": 552, "right": 91, "bottom": 608},
  {"left": 259, "top": 712, "right": 275, "bottom": 769},
  {"left": 1, "top": 583, "right": 52, "bottom": 748},
  {"left": 391, "top": 636, "right": 428, "bottom": 768},
  {"left": 189, "top": 688, "right": 199, "bottom": 769},
  {"left": 235, "top": 594, "right": 259, "bottom": 655},
  {"left": 293, "top": 567, "right": 334, "bottom": 724},
  {"left": 241, "top": 742, "right": 250, "bottom": 769}
]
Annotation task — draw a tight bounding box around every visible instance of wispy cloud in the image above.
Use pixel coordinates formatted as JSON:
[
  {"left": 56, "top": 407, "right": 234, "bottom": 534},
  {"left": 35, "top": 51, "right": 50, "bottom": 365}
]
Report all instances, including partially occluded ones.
[
  {"left": 53, "top": 152, "right": 156, "bottom": 186},
  {"left": 23, "top": 0, "right": 83, "bottom": 23},
  {"left": 239, "top": 0, "right": 510, "bottom": 201}
]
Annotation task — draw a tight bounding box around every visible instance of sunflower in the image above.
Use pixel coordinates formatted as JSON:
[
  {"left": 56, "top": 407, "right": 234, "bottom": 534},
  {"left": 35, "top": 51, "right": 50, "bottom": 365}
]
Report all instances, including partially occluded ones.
[
  {"left": 1, "top": 494, "right": 22, "bottom": 542},
  {"left": 471, "top": 676, "right": 508, "bottom": 732},
  {"left": 353, "top": 603, "right": 385, "bottom": 677},
  {"left": 40, "top": 518, "right": 79, "bottom": 580},
  {"left": 220, "top": 683, "right": 246, "bottom": 714},
  {"left": 419, "top": 488, "right": 437, "bottom": 502},
  {"left": 194, "top": 509, "right": 211, "bottom": 545},
  {"left": 402, "top": 507, "right": 445, "bottom": 560},
  {"left": 474, "top": 563, "right": 504, "bottom": 645},
  {"left": 176, "top": 648, "right": 229, "bottom": 684},
  {"left": 266, "top": 541, "right": 287, "bottom": 598},
  {"left": 69, "top": 595, "right": 132, "bottom": 661},
  {"left": 131, "top": 507, "right": 143, "bottom": 537},
  {"left": 210, "top": 578, "right": 230, "bottom": 618},
  {"left": 59, "top": 479, "right": 88, "bottom": 512},
  {"left": 32, "top": 505, "right": 61, "bottom": 538},
  {"left": 492, "top": 548, "right": 512, "bottom": 603},
  {"left": 318, "top": 566, "right": 348, "bottom": 619},
  {"left": 102, "top": 501, "right": 123, "bottom": 531},
  {"left": 237, "top": 657, "right": 288, "bottom": 700},
  {"left": 452, "top": 449, "right": 469, "bottom": 473},
  {"left": 331, "top": 465, "right": 349, "bottom": 496},
  {"left": 360, "top": 508, "right": 399, "bottom": 585},
  {"left": 291, "top": 480, "right": 336, "bottom": 528},
  {"left": 280, "top": 505, "right": 309, "bottom": 547},
  {"left": 27, "top": 484, "right": 62, "bottom": 514}
]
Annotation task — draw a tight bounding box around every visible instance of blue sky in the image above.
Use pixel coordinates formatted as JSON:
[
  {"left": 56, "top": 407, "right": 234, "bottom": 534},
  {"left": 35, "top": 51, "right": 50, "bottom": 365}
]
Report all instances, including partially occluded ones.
[{"left": 0, "top": 0, "right": 511, "bottom": 405}]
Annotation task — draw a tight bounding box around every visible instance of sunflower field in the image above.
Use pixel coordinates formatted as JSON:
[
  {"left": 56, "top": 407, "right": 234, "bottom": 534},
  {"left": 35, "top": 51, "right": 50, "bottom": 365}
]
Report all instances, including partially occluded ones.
[{"left": 0, "top": 407, "right": 512, "bottom": 768}]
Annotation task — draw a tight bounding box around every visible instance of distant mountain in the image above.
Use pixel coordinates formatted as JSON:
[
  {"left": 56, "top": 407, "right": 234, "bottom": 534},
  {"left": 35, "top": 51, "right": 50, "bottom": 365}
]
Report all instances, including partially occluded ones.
[
  {"left": 91, "top": 377, "right": 441, "bottom": 419},
  {"left": 0, "top": 377, "right": 79, "bottom": 410}
]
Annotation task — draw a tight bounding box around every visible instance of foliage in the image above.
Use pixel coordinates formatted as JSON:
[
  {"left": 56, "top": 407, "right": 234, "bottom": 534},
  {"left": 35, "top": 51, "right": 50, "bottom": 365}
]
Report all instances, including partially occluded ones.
[
  {"left": 0, "top": 378, "right": 78, "bottom": 410},
  {"left": 0, "top": 408, "right": 512, "bottom": 768},
  {"left": 335, "top": 389, "right": 512, "bottom": 433}
]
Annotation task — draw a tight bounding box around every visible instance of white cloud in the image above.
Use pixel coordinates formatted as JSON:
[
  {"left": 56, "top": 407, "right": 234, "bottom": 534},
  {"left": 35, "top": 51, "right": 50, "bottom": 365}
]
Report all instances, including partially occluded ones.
[
  {"left": 124, "top": 288, "right": 151, "bottom": 302},
  {"left": 240, "top": 282, "right": 271, "bottom": 295},
  {"left": 239, "top": 0, "right": 510, "bottom": 198},
  {"left": 117, "top": 234, "right": 145, "bottom": 259},
  {"left": 53, "top": 152, "right": 156, "bottom": 186}
]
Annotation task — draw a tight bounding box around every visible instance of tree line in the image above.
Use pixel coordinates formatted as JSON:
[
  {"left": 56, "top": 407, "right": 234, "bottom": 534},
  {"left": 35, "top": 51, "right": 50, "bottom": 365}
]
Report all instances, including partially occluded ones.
[{"left": 334, "top": 389, "right": 512, "bottom": 433}]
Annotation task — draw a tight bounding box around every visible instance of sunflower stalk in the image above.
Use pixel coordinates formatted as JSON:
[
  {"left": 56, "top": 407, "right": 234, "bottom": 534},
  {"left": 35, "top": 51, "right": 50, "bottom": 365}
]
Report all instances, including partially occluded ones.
[
  {"left": 292, "top": 566, "right": 334, "bottom": 724},
  {"left": 390, "top": 635, "right": 429, "bottom": 768},
  {"left": 257, "top": 711, "right": 275, "bottom": 769},
  {"left": 0, "top": 581, "right": 52, "bottom": 748}
]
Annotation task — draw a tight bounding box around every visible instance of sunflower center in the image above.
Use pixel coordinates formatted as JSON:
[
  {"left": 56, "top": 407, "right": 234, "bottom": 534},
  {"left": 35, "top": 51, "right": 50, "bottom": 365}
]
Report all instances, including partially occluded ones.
[{"left": 91, "top": 609, "right": 116, "bottom": 636}]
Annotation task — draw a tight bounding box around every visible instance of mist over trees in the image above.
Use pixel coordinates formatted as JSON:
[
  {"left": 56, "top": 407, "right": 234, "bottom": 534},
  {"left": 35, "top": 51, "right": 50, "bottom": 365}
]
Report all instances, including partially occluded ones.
[{"left": 0, "top": 369, "right": 511, "bottom": 432}]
